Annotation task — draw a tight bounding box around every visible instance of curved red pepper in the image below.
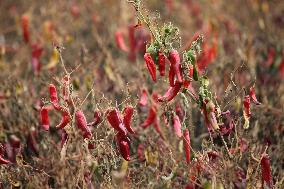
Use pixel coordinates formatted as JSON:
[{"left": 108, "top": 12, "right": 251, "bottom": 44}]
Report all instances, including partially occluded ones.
[
  {"left": 153, "top": 117, "right": 164, "bottom": 139},
  {"left": 56, "top": 111, "right": 70, "bottom": 129},
  {"left": 183, "top": 129, "right": 191, "bottom": 164},
  {"left": 0, "top": 156, "right": 10, "bottom": 165},
  {"left": 249, "top": 86, "right": 261, "bottom": 105},
  {"left": 123, "top": 106, "right": 135, "bottom": 134},
  {"left": 116, "top": 132, "right": 130, "bottom": 161},
  {"left": 168, "top": 50, "right": 183, "bottom": 83},
  {"left": 49, "top": 84, "right": 61, "bottom": 111},
  {"left": 158, "top": 82, "right": 182, "bottom": 102},
  {"left": 158, "top": 52, "right": 166, "bottom": 76},
  {"left": 140, "top": 106, "right": 156, "bottom": 128},
  {"left": 106, "top": 109, "right": 127, "bottom": 136},
  {"left": 144, "top": 53, "right": 157, "bottom": 82},
  {"left": 138, "top": 89, "right": 148, "bottom": 106},
  {"left": 40, "top": 107, "right": 49, "bottom": 131},
  {"left": 168, "top": 65, "right": 175, "bottom": 87},
  {"left": 115, "top": 31, "right": 129, "bottom": 52}
]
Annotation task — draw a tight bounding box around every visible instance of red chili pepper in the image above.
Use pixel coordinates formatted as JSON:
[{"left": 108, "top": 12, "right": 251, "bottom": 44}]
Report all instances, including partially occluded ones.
[
  {"left": 40, "top": 106, "right": 49, "bottom": 131},
  {"left": 106, "top": 108, "right": 127, "bottom": 136},
  {"left": 168, "top": 65, "right": 175, "bottom": 87},
  {"left": 243, "top": 95, "right": 251, "bottom": 118},
  {"left": 138, "top": 89, "right": 148, "bottom": 106},
  {"left": 173, "top": 114, "right": 182, "bottom": 137},
  {"left": 140, "top": 106, "right": 156, "bottom": 128},
  {"left": 0, "top": 155, "right": 10, "bottom": 165},
  {"left": 261, "top": 154, "right": 273, "bottom": 188},
  {"left": 123, "top": 106, "right": 135, "bottom": 134},
  {"left": 158, "top": 82, "right": 182, "bottom": 102},
  {"left": 56, "top": 111, "right": 70, "bottom": 129},
  {"left": 183, "top": 129, "right": 191, "bottom": 164},
  {"left": 249, "top": 86, "right": 261, "bottom": 105},
  {"left": 75, "top": 110, "right": 92, "bottom": 139},
  {"left": 116, "top": 132, "right": 130, "bottom": 161},
  {"left": 168, "top": 50, "right": 183, "bottom": 83},
  {"left": 9, "top": 135, "right": 21, "bottom": 149},
  {"left": 144, "top": 53, "right": 157, "bottom": 82},
  {"left": 175, "top": 102, "right": 185, "bottom": 121},
  {"left": 49, "top": 84, "right": 61, "bottom": 111},
  {"left": 21, "top": 15, "right": 30, "bottom": 44},
  {"left": 93, "top": 110, "right": 102, "bottom": 125},
  {"left": 158, "top": 52, "right": 166, "bottom": 76},
  {"left": 115, "top": 31, "right": 129, "bottom": 52}
]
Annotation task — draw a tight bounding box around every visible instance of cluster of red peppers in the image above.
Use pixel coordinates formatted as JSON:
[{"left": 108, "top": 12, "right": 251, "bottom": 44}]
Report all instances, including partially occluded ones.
[
  {"left": 40, "top": 79, "right": 101, "bottom": 149},
  {"left": 106, "top": 106, "right": 135, "bottom": 161}
]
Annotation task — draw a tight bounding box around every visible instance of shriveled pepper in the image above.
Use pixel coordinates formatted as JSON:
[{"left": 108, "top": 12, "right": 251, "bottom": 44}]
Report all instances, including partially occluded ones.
[
  {"left": 249, "top": 86, "right": 261, "bottom": 105},
  {"left": 243, "top": 95, "right": 251, "bottom": 129},
  {"left": 116, "top": 132, "right": 131, "bottom": 161},
  {"left": 56, "top": 111, "right": 70, "bottom": 129},
  {"left": 168, "top": 50, "right": 183, "bottom": 83},
  {"left": 140, "top": 106, "right": 156, "bottom": 128},
  {"left": 158, "top": 82, "right": 182, "bottom": 102},
  {"left": 75, "top": 110, "right": 92, "bottom": 139},
  {"left": 261, "top": 154, "right": 273, "bottom": 188},
  {"left": 183, "top": 129, "right": 191, "bottom": 164},
  {"left": 144, "top": 53, "right": 157, "bottom": 82},
  {"left": 106, "top": 108, "right": 127, "bottom": 136},
  {"left": 158, "top": 52, "right": 166, "bottom": 76},
  {"left": 123, "top": 106, "right": 135, "bottom": 134},
  {"left": 40, "top": 107, "right": 50, "bottom": 131},
  {"left": 49, "top": 84, "right": 61, "bottom": 111}
]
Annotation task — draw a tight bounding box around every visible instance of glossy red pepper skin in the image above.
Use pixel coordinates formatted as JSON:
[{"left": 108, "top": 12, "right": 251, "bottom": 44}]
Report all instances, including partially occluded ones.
[
  {"left": 158, "top": 82, "right": 182, "bottom": 102},
  {"left": 140, "top": 106, "right": 156, "bottom": 128},
  {"left": 56, "top": 111, "right": 70, "bottom": 129},
  {"left": 168, "top": 65, "right": 175, "bottom": 87},
  {"left": 123, "top": 106, "right": 135, "bottom": 134},
  {"left": 158, "top": 52, "right": 166, "bottom": 76},
  {"left": 106, "top": 109, "right": 127, "bottom": 136},
  {"left": 40, "top": 107, "right": 49, "bottom": 131},
  {"left": 49, "top": 84, "right": 61, "bottom": 111},
  {"left": 183, "top": 129, "right": 191, "bottom": 164},
  {"left": 144, "top": 53, "right": 157, "bottom": 82},
  {"left": 75, "top": 110, "right": 92, "bottom": 139},
  {"left": 261, "top": 154, "right": 273, "bottom": 188},
  {"left": 116, "top": 132, "right": 130, "bottom": 161}
]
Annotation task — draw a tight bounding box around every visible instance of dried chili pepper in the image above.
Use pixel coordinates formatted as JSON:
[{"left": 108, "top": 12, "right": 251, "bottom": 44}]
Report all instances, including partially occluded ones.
[
  {"left": 168, "top": 65, "right": 175, "bottom": 87},
  {"left": 261, "top": 154, "right": 273, "bottom": 188},
  {"left": 49, "top": 84, "right": 61, "bottom": 111},
  {"left": 249, "top": 86, "right": 261, "bottom": 105},
  {"left": 115, "top": 31, "right": 129, "bottom": 52},
  {"left": 243, "top": 95, "right": 251, "bottom": 129},
  {"left": 106, "top": 108, "right": 127, "bottom": 136},
  {"left": 140, "top": 106, "right": 156, "bottom": 128},
  {"left": 75, "top": 110, "right": 92, "bottom": 139},
  {"left": 158, "top": 52, "right": 166, "bottom": 76},
  {"left": 168, "top": 50, "right": 183, "bottom": 83},
  {"left": 183, "top": 129, "right": 190, "bottom": 163},
  {"left": 144, "top": 53, "right": 157, "bottom": 82},
  {"left": 173, "top": 114, "right": 182, "bottom": 137},
  {"left": 21, "top": 15, "right": 30, "bottom": 44},
  {"left": 56, "top": 111, "right": 70, "bottom": 129},
  {"left": 123, "top": 106, "right": 135, "bottom": 134},
  {"left": 158, "top": 82, "right": 182, "bottom": 102},
  {"left": 153, "top": 117, "right": 164, "bottom": 139},
  {"left": 116, "top": 132, "right": 130, "bottom": 161},
  {"left": 40, "top": 106, "right": 49, "bottom": 131}
]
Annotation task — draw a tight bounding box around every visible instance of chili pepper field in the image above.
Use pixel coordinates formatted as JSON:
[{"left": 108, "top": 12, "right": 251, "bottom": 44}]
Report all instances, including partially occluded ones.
[{"left": 0, "top": 0, "right": 283, "bottom": 188}]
